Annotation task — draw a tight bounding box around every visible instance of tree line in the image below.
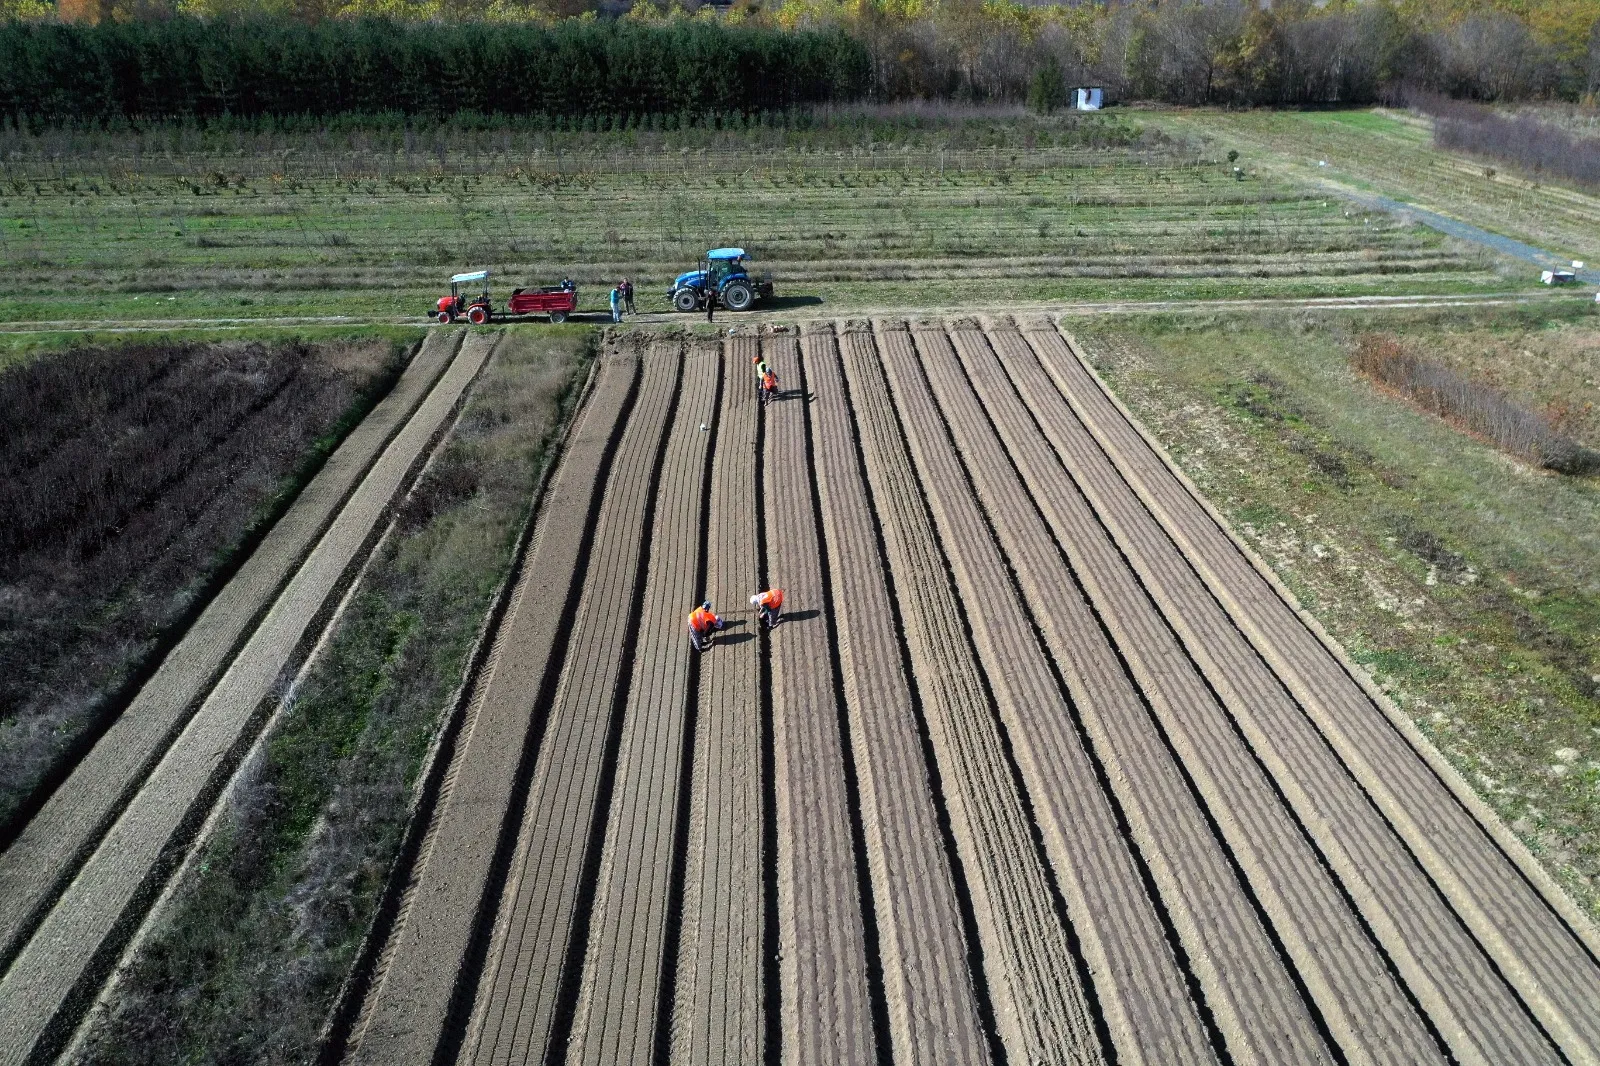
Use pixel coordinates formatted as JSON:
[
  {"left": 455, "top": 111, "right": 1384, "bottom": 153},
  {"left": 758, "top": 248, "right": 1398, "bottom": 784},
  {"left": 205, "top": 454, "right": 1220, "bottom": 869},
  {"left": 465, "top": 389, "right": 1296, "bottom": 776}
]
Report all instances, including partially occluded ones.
[
  {"left": 0, "top": 1, "right": 1596, "bottom": 125},
  {"left": 0, "top": 18, "right": 872, "bottom": 124},
  {"left": 839, "top": 0, "right": 1600, "bottom": 109}
]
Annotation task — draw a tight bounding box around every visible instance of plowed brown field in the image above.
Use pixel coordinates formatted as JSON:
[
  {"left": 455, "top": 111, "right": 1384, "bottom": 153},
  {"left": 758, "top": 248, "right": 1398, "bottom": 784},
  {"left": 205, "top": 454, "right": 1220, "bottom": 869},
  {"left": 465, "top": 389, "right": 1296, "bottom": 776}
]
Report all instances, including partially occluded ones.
[{"left": 348, "top": 321, "right": 1600, "bottom": 1066}]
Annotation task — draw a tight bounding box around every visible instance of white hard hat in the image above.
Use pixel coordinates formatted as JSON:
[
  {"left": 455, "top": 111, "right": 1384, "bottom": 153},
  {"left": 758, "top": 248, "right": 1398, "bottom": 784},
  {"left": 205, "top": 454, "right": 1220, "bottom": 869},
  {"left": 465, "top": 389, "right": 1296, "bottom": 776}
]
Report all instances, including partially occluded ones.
[{"left": 750, "top": 594, "right": 761, "bottom": 605}]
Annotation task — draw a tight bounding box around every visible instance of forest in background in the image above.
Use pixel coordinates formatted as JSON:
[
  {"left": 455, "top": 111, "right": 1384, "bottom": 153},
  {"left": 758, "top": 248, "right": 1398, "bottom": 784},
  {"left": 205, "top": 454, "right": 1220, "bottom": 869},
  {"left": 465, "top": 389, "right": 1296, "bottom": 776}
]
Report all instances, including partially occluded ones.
[{"left": 0, "top": 0, "right": 1597, "bottom": 122}]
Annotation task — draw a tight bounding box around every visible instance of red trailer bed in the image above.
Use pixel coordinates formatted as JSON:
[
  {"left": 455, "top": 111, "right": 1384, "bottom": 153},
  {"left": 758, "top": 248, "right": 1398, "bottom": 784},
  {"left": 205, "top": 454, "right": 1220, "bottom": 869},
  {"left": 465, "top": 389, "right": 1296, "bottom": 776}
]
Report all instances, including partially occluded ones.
[{"left": 507, "top": 286, "right": 579, "bottom": 319}]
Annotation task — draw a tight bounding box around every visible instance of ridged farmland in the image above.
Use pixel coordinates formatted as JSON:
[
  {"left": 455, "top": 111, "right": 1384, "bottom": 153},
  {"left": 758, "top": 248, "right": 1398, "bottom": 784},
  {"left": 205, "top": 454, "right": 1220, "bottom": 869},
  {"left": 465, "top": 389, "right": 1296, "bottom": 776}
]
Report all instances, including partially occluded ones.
[{"left": 333, "top": 319, "right": 1600, "bottom": 1066}]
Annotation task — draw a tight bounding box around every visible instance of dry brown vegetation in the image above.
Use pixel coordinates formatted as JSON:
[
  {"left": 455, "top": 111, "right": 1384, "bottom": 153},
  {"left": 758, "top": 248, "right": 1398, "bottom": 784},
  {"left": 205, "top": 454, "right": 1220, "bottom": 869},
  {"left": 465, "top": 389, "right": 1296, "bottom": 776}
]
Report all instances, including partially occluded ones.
[
  {"left": 0, "top": 338, "right": 400, "bottom": 835},
  {"left": 1353, "top": 333, "right": 1600, "bottom": 475},
  {"left": 1408, "top": 92, "right": 1600, "bottom": 189}
]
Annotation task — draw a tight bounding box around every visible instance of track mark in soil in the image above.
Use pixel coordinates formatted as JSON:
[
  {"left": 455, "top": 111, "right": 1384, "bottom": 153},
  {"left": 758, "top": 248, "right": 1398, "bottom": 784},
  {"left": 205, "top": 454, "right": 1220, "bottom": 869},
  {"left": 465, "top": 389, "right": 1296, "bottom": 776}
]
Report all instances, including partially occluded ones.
[
  {"left": 559, "top": 341, "right": 719, "bottom": 1066},
  {"left": 849, "top": 322, "right": 1102, "bottom": 1066},
  {"left": 670, "top": 338, "right": 767, "bottom": 1066},
  {"left": 984, "top": 322, "right": 1556, "bottom": 1066},
  {"left": 781, "top": 333, "right": 887, "bottom": 1066},
  {"left": 803, "top": 322, "right": 992, "bottom": 1066}
]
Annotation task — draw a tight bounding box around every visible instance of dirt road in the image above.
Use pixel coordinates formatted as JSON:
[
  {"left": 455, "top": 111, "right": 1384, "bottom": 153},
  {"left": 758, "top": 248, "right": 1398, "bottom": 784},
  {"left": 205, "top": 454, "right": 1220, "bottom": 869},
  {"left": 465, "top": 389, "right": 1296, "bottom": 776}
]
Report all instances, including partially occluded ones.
[
  {"left": 347, "top": 320, "right": 1600, "bottom": 1066},
  {"left": 0, "top": 331, "right": 498, "bottom": 1065}
]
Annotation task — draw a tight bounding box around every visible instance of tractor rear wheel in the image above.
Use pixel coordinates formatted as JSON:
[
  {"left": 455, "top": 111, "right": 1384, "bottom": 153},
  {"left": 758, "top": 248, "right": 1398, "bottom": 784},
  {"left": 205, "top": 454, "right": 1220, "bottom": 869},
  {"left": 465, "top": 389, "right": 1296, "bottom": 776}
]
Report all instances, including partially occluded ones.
[
  {"left": 673, "top": 288, "right": 700, "bottom": 313},
  {"left": 549, "top": 311, "right": 567, "bottom": 324},
  {"left": 467, "top": 305, "right": 490, "bottom": 325},
  {"left": 722, "top": 281, "right": 753, "bottom": 311}
]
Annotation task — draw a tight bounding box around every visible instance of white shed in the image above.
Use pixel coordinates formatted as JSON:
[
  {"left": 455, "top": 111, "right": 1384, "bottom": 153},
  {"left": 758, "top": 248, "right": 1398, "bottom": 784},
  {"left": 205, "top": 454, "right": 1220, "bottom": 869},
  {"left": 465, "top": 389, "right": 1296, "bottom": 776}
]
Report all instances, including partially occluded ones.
[{"left": 1073, "top": 87, "right": 1104, "bottom": 111}]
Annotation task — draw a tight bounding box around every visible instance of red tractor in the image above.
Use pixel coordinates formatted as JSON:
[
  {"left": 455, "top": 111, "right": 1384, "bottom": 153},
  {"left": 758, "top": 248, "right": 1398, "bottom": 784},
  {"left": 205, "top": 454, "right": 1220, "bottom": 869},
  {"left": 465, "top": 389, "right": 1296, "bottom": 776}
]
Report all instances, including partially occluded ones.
[{"left": 434, "top": 270, "right": 578, "bottom": 325}]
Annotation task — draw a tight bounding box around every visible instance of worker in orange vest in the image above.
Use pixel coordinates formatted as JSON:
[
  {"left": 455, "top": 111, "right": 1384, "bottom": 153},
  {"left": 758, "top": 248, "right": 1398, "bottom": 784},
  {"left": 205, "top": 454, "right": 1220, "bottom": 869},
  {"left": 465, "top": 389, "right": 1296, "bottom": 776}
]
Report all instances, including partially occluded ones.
[
  {"left": 687, "top": 600, "right": 723, "bottom": 652},
  {"left": 760, "top": 368, "right": 778, "bottom": 405},
  {"left": 750, "top": 588, "right": 784, "bottom": 629}
]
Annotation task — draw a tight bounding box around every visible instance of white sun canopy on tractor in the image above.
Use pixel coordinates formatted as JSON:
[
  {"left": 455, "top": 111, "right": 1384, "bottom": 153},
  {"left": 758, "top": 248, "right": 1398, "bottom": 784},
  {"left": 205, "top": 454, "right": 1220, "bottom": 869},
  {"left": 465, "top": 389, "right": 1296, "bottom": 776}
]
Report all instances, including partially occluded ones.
[{"left": 451, "top": 270, "right": 490, "bottom": 284}]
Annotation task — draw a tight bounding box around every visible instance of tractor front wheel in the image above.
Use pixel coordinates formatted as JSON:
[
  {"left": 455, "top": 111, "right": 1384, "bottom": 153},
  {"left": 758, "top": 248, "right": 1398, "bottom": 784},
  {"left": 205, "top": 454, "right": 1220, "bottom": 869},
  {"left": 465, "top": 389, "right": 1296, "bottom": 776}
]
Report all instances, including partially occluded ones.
[
  {"left": 549, "top": 311, "right": 567, "bottom": 324},
  {"left": 467, "top": 305, "right": 490, "bottom": 325},
  {"left": 673, "top": 288, "right": 700, "bottom": 313},
  {"left": 722, "top": 281, "right": 753, "bottom": 312},
  {"left": 438, "top": 310, "right": 453, "bottom": 324}
]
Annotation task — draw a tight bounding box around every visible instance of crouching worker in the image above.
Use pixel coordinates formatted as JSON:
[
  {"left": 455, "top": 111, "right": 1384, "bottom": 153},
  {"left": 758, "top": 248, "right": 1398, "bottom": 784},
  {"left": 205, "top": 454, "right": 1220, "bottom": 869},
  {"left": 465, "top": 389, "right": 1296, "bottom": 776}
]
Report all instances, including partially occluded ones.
[
  {"left": 687, "top": 600, "right": 723, "bottom": 652},
  {"left": 750, "top": 588, "right": 784, "bottom": 629}
]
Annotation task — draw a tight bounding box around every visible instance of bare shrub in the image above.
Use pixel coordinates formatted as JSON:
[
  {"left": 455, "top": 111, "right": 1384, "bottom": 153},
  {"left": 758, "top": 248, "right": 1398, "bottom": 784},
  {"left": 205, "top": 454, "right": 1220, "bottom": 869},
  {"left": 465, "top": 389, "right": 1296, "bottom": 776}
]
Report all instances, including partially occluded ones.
[
  {"left": 1401, "top": 88, "right": 1600, "bottom": 188},
  {"left": 1352, "top": 334, "right": 1599, "bottom": 475}
]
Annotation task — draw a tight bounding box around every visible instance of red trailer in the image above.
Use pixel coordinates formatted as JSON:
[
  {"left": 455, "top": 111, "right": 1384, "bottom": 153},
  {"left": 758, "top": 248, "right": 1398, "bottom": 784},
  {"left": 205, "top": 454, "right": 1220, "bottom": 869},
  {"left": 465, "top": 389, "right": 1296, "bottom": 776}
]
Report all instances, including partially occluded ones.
[{"left": 433, "top": 270, "right": 578, "bottom": 324}]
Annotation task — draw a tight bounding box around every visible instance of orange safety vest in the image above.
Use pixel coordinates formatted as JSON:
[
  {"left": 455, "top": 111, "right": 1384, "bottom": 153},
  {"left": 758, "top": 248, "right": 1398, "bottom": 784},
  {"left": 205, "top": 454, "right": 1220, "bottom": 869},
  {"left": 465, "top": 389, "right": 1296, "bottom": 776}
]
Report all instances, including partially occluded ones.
[
  {"left": 688, "top": 606, "right": 718, "bottom": 633},
  {"left": 756, "top": 589, "right": 783, "bottom": 610},
  {"left": 762, "top": 371, "right": 777, "bottom": 391}
]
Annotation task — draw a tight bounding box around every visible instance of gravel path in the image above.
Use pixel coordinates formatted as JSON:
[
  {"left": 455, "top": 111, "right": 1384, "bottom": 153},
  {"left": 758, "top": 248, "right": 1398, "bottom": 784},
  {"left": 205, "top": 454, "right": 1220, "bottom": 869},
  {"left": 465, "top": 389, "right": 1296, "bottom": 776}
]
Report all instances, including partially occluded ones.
[
  {"left": 0, "top": 330, "right": 495, "bottom": 1066},
  {"left": 345, "top": 318, "right": 1600, "bottom": 1066}
]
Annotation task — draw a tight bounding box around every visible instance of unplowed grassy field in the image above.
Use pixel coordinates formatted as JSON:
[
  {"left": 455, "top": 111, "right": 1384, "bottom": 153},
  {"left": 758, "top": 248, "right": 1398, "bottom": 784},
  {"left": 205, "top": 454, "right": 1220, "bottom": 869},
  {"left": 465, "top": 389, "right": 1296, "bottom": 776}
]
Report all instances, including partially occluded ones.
[{"left": 347, "top": 320, "right": 1600, "bottom": 1066}]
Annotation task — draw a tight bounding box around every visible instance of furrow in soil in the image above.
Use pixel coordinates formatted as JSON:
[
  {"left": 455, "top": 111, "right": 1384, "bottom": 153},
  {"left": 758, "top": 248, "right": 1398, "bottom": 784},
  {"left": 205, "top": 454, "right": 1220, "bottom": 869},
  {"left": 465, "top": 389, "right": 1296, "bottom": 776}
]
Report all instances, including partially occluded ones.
[
  {"left": 670, "top": 337, "right": 765, "bottom": 1066},
  {"left": 954, "top": 320, "right": 1471, "bottom": 1066},
  {"left": 847, "top": 323, "right": 1102, "bottom": 1066},
  {"left": 0, "top": 330, "right": 463, "bottom": 972},
  {"left": 871, "top": 322, "right": 1220, "bottom": 1066},
  {"left": 898, "top": 323, "right": 1336, "bottom": 1066},
  {"left": 463, "top": 345, "right": 683, "bottom": 1066},
  {"left": 759, "top": 329, "right": 878, "bottom": 1066},
  {"left": 346, "top": 343, "right": 640, "bottom": 1066},
  {"left": 0, "top": 331, "right": 498, "bottom": 1066},
  {"left": 799, "top": 323, "right": 990, "bottom": 1066},
  {"left": 986, "top": 320, "right": 1566, "bottom": 1065},
  {"left": 1025, "top": 324, "right": 1600, "bottom": 1064},
  {"left": 563, "top": 342, "right": 719, "bottom": 1066}
]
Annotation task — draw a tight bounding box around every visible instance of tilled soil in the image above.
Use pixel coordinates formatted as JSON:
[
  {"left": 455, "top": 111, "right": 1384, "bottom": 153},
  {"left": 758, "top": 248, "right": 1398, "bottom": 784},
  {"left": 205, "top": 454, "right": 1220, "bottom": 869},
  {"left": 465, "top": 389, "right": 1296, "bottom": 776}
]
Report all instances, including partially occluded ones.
[
  {"left": 0, "top": 330, "right": 494, "bottom": 1066},
  {"left": 349, "top": 320, "right": 1600, "bottom": 1066}
]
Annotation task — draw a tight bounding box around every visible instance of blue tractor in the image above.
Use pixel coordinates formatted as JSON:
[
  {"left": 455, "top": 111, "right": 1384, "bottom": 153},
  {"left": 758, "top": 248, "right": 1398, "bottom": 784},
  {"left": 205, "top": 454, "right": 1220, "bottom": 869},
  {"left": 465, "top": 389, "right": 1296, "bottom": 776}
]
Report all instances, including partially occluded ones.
[{"left": 668, "top": 248, "right": 774, "bottom": 313}]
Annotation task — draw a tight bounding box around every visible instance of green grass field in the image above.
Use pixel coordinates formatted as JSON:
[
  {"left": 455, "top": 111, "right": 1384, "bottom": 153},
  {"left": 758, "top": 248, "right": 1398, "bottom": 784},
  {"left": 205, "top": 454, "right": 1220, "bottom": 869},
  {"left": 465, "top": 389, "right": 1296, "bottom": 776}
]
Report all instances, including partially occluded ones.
[{"left": 0, "top": 114, "right": 1521, "bottom": 328}]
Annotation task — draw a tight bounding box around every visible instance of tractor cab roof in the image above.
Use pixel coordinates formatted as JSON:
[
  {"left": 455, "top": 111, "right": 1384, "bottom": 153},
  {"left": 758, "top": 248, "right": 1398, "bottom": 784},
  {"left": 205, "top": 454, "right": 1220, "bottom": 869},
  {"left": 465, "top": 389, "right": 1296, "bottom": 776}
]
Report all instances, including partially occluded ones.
[
  {"left": 706, "top": 248, "right": 745, "bottom": 260},
  {"left": 451, "top": 270, "right": 490, "bottom": 284}
]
